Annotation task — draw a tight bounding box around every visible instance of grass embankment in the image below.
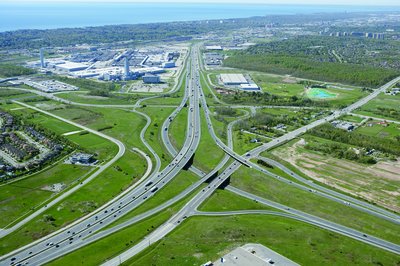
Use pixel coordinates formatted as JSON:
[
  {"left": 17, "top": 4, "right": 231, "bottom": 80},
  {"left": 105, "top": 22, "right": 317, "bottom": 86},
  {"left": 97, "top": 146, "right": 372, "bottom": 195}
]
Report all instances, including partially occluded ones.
[
  {"left": 0, "top": 150, "right": 146, "bottom": 255},
  {"left": 141, "top": 106, "right": 176, "bottom": 168},
  {"left": 230, "top": 166, "right": 400, "bottom": 244},
  {"left": 126, "top": 215, "right": 399, "bottom": 265},
  {"left": 168, "top": 107, "right": 188, "bottom": 150}
]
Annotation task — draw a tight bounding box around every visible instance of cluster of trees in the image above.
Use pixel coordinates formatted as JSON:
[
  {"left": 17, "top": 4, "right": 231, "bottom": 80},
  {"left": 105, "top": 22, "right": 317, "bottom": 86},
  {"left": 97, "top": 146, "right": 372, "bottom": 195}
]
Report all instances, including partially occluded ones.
[
  {"left": 308, "top": 124, "right": 400, "bottom": 156},
  {"left": 220, "top": 90, "right": 329, "bottom": 107},
  {"left": 214, "top": 106, "right": 237, "bottom": 116},
  {"left": 224, "top": 54, "right": 399, "bottom": 87},
  {"left": 246, "top": 36, "right": 400, "bottom": 70},
  {"left": 372, "top": 107, "right": 400, "bottom": 121},
  {"left": 0, "top": 64, "right": 36, "bottom": 77},
  {"left": 304, "top": 141, "right": 377, "bottom": 164}
]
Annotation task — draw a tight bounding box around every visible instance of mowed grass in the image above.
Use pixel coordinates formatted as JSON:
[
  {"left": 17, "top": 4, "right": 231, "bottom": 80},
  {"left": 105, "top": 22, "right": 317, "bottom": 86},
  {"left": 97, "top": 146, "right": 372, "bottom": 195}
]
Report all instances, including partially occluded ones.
[
  {"left": 230, "top": 166, "right": 400, "bottom": 244},
  {"left": 51, "top": 106, "right": 148, "bottom": 153},
  {"left": 0, "top": 150, "right": 147, "bottom": 255},
  {"left": 199, "top": 189, "right": 275, "bottom": 212},
  {"left": 126, "top": 215, "right": 399, "bottom": 266},
  {"left": 232, "top": 130, "right": 262, "bottom": 155},
  {"left": 192, "top": 111, "right": 225, "bottom": 172},
  {"left": 7, "top": 104, "right": 80, "bottom": 135},
  {"left": 55, "top": 91, "right": 137, "bottom": 105},
  {"left": 141, "top": 106, "right": 176, "bottom": 168},
  {"left": 0, "top": 164, "right": 91, "bottom": 228},
  {"left": 66, "top": 132, "right": 118, "bottom": 161},
  {"left": 169, "top": 106, "right": 188, "bottom": 150},
  {"left": 355, "top": 121, "right": 400, "bottom": 140}
]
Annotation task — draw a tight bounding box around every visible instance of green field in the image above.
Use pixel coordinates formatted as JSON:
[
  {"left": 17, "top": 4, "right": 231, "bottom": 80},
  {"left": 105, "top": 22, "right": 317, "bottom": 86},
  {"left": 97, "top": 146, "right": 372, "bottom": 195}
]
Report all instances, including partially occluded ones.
[
  {"left": 355, "top": 121, "right": 400, "bottom": 140},
  {"left": 230, "top": 166, "right": 400, "bottom": 244},
  {"left": 0, "top": 164, "right": 91, "bottom": 228},
  {"left": 169, "top": 107, "right": 188, "bottom": 150},
  {"left": 126, "top": 215, "right": 399, "bottom": 265},
  {"left": 199, "top": 189, "right": 275, "bottom": 212},
  {"left": 192, "top": 111, "right": 226, "bottom": 172},
  {"left": 356, "top": 93, "right": 400, "bottom": 121},
  {"left": 141, "top": 106, "right": 176, "bottom": 168},
  {"left": 0, "top": 150, "right": 146, "bottom": 255},
  {"left": 55, "top": 91, "right": 138, "bottom": 105}
]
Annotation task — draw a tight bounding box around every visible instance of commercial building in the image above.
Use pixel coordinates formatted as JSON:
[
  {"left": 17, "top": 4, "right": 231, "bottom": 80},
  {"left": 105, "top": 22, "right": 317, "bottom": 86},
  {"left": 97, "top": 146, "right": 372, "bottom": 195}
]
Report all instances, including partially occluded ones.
[
  {"left": 220, "top": 74, "right": 248, "bottom": 85},
  {"left": 240, "top": 83, "right": 260, "bottom": 91},
  {"left": 69, "top": 153, "right": 96, "bottom": 165},
  {"left": 143, "top": 74, "right": 161, "bottom": 83}
]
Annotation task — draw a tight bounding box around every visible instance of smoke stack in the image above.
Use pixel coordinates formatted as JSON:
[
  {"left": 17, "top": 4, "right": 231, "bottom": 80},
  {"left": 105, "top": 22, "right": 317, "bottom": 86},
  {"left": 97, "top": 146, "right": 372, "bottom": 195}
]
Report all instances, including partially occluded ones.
[
  {"left": 124, "top": 57, "right": 130, "bottom": 78},
  {"left": 40, "top": 48, "right": 45, "bottom": 68}
]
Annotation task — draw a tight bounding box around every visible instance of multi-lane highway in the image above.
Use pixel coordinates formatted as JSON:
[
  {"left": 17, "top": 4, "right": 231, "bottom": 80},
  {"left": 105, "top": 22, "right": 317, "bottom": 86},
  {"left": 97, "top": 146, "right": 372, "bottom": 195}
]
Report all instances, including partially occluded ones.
[
  {"left": 101, "top": 45, "right": 400, "bottom": 265},
  {"left": 0, "top": 48, "right": 201, "bottom": 266},
  {"left": 1, "top": 43, "right": 400, "bottom": 266}
]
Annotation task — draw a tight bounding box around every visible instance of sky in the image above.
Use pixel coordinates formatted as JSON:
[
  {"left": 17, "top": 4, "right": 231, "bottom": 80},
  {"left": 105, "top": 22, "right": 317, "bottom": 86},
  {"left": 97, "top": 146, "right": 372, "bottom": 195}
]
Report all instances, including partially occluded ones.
[{"left": 3, "top": 0, "right": 400, "bottom": 6}]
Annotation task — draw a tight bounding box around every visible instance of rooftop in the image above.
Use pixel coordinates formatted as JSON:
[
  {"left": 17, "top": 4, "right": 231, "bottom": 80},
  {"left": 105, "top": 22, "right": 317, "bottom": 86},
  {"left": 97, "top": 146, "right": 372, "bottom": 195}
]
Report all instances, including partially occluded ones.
[{"left": 220, "top": 73, "right": 248, "bottom": 84}]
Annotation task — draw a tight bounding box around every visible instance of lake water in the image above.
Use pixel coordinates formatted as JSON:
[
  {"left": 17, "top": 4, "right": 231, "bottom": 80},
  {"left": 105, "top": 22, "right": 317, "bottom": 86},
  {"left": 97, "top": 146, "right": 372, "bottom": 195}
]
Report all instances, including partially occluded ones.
[
  {"left": 1, "top": 3, "right": 399, "bottom": 32},
  {"left": 308, "top": 88, "right": 337, "bottom": 99}
]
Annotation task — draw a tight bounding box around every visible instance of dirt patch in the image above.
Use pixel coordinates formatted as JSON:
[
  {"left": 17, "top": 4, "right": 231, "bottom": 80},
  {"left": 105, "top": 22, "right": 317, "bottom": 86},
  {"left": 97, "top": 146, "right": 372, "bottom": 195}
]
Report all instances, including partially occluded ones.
[
  {"left": 79, "top": 94, "right": 110, "bottom": 100},
  {"left": 35, "top": 103, "right": 66, "bottom": 111},
  {"left": 272, "top": 141, "right": 400, "bottom": 212},
  {"left": 282, "top": 76, "right": 298, "bottom": 84}
]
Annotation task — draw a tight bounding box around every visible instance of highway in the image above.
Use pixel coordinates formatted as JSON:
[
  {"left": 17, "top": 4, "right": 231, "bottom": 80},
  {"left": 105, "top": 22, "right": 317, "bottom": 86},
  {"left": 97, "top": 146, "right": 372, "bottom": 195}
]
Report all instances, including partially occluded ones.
[
  {"left": 1, "top": 43, "right": 400, "bottom": 266},
  {"left": 0, "top": 47, "right": 201, "bottom": 266},
  {"left": 101, "top": 46, "right": 400, "bottom": 266}
]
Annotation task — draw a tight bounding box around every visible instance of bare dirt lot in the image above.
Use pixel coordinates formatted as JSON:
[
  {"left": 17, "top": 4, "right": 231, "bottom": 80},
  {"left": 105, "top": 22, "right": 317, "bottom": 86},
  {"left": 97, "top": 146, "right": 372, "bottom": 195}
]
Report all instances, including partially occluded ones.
[{"left": 272, "top": 139, "right": 400, "bottom": 213}]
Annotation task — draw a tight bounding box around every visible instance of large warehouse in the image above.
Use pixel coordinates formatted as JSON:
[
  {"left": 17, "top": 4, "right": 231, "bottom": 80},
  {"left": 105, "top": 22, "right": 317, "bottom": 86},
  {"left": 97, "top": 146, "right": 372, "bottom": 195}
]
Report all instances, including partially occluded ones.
[
  {"left": 55, "top": 62, "right": 88, "bottom": 72},
  {"left": 220, "top": 74, "right": 248, "bottom": 85}
]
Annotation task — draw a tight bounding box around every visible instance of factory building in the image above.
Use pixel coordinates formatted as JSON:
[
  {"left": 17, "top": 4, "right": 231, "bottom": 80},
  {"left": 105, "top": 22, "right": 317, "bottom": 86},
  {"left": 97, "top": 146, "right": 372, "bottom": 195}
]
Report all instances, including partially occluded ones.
[
  {"left": 220, "top": 74, "right": 248, "bottom": 85},
  {"left": 162, "top": 62, "right": 175, "bottom": 68},
  {"left": 55, "top": 62, "right": 88, "bottom": 72},
  {"left": 143, "top": 74, "right": 161, "bottom": 83},
  {"left": 240, "top": 83, "right": 260, "bottom": 91}
]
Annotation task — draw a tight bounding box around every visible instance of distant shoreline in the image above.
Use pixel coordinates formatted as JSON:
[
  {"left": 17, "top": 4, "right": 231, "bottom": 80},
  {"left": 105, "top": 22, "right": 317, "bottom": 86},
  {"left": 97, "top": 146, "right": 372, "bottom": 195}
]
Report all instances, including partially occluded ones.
[{"left": 1, "top": 3, "right": 400, "bottom": 32}]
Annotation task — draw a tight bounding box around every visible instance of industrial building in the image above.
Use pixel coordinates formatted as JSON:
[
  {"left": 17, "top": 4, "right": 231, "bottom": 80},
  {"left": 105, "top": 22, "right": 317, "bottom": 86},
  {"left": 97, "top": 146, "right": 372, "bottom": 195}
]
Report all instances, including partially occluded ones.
[
  {"left": 162, "top": 62, "right": 175, "bottom": 68},
  {"left": 220, "top": 74, "right": 248, "bottom": 85},
  {"left": 143, "top": 74, "right": 161, "bottom": 83},
  {"left": 240, "top": 83, "right": 260, "bottom": 91},
  {"left": 55, "top": 62, "right": 88, "bottom": 72},
  {"left": 205, "top": 45, "right": 223, "bottom": 50}
]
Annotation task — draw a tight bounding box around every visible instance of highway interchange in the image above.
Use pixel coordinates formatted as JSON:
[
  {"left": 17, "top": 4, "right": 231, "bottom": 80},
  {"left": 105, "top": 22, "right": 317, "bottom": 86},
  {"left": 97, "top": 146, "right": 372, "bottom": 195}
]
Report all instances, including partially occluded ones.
[{"left": 1, "top": 43, "right": 400, "bottom": 265}]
